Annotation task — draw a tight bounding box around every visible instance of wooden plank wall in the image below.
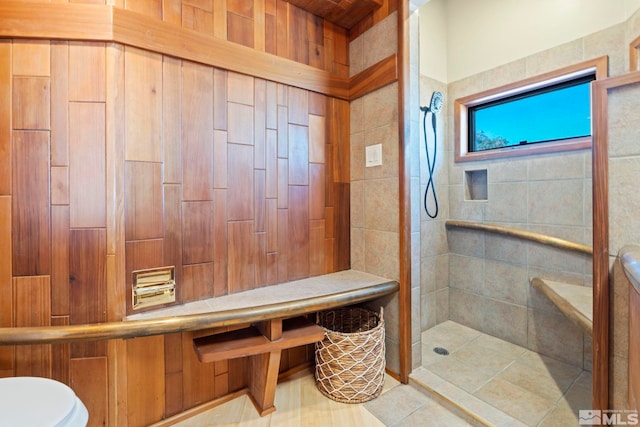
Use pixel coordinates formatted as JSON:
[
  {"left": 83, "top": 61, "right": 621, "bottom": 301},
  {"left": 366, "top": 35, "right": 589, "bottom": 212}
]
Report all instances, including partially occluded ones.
[{"left": 0, "top": 1, "right": 395, "bottom": 426}]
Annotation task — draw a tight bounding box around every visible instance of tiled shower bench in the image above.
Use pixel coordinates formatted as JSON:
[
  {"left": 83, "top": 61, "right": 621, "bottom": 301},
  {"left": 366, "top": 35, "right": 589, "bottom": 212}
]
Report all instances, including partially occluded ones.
[{"left": 127, "top": 269, "right": 398, "bottom": 416}]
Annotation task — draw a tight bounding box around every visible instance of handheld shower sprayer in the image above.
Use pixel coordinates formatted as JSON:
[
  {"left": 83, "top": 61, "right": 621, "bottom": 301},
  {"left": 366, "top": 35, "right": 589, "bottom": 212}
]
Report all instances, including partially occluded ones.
[{"left": 421, "top": 91, "right": 443, "bottom": 219}]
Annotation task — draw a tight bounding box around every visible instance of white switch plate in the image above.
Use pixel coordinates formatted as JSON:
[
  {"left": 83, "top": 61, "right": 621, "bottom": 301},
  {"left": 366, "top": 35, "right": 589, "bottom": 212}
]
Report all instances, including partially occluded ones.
[{"left": 365, "top": 144, "right": 382, "bottom": 167}]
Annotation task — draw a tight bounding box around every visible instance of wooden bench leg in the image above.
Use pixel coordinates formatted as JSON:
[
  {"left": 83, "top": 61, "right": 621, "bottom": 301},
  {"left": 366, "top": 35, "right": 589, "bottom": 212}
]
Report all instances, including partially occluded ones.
[{"left": 247, "top": 350, "right": 282, "bottom": 416}]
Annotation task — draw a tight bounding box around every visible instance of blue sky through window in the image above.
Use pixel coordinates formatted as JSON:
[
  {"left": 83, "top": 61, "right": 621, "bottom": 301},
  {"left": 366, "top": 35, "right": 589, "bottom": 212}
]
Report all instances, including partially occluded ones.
[{"left": 471, "top": 81, "right": 592, "bottom": 150}]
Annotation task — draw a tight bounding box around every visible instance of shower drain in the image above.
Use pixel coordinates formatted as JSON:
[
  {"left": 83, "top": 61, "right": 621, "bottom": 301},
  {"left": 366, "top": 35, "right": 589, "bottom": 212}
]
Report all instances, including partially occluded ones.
[{"left": 433, "top": 347, "right": 450, "bottom": 356}]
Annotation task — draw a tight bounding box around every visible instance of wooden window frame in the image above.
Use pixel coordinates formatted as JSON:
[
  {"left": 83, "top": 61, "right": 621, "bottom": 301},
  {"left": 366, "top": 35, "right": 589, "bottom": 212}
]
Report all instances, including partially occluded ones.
[{"left": 454, "top": 56, "right": 608, "bottom": 163}]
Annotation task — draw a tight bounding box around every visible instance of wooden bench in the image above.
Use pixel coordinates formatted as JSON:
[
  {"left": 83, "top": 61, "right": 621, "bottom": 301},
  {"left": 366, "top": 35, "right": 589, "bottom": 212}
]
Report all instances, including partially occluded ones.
[{"left": 126, "top": 269, "right": 398, "bottom": 416}]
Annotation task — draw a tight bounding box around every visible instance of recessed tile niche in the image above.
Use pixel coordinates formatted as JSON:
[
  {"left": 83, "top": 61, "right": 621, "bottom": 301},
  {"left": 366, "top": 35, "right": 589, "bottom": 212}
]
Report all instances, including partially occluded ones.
[{"left": 465, "top": 169, "right": 488, "bottom": 201}]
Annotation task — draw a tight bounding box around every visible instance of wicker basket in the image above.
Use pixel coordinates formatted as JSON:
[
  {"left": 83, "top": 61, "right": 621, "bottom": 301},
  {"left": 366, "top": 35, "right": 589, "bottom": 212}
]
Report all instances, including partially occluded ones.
[{"left": 314, "top": 307, "right": 385, "bottom": 404}]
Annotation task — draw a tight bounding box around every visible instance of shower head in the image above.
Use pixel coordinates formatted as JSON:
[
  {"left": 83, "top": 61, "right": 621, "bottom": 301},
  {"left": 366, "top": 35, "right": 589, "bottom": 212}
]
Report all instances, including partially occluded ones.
[
  {"left": 429, "top": 91, "right": 444, "bottom": 114},
  {"left": 420, "top": 91, "right": 444, "bottom": 114}
]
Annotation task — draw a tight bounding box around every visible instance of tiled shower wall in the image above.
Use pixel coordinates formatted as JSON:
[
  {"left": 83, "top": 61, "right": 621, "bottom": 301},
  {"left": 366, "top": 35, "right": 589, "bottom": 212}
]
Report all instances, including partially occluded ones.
[
  {"left": 418, "top": 19, "right": 634, "bottom": 374},
  {"left": 349, "top": 12, "right": 402, "bottom": 372}
]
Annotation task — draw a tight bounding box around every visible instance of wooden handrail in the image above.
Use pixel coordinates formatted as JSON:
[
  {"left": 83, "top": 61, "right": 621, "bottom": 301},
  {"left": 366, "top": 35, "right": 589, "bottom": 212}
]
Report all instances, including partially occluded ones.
[
  {"left": 445, "top": 220, "right": 593, "bottom": 256},
  {"left": 0, "top": 281, "right": 398, "bottom": 345}
]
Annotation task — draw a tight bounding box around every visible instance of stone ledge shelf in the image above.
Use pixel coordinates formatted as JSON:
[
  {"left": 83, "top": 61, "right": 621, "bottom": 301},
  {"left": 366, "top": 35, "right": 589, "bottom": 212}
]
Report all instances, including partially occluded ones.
[
  {"left": 127, "top": 269, "right": 397, "bottom": 322},
  {"left": 531, "top": 277, "right": 593, "bottom": 336}
]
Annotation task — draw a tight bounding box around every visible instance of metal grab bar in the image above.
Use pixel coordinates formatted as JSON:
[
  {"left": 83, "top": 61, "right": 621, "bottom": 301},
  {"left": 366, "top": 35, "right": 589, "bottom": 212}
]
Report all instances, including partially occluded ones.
[
  {"left": 0, "top": 281, "right": 398, "bottom": 345},
  {"left": 446, "top": 220, "right": 593, "bottom": 256}
]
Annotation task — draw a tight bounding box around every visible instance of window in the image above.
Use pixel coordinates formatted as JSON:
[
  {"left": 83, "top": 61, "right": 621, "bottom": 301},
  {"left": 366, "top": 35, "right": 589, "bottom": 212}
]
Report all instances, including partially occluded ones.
[{"left": 454, "top": 57, "right": 608, "bottom": 162}]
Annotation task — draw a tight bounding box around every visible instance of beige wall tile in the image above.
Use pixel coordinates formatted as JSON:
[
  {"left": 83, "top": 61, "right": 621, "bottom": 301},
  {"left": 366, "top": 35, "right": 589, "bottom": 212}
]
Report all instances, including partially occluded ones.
[
  {"left": 484, "top": 260, "right": 528, "bottom": 306},
  {"left": 364, "top": 178, "right": 399, "bottom": 232},
  {"left": 420, "top": 220, "right": 448, "bottom": 258},
  {"left": 447, "top": 227, "right": 484, "bottom": 258},
  {"left": 350, "top": 227, "right": 365, "bottom": 272},
  {"left": 528, "top": 180, "right": 585, "bottom": 226},
  {"left": 485, "top": 230, "right": 528, "bottom": 265},
  {"left": 481, "top": 58, "right": 527, "bottom": 90},
  {"left": 350, "top": 131, "right": 365, "bottom": 181},
  {"left": 527, "top": 151, "right": 585, "bottom": 181},
  {"left": 527, "top": 308, "right": 584, "bottom": 367},
  {"left": 584, "top": 23, "right": 626, "bottom": 77},
  {"left": 525, "top": 39, "right": 584, "bottom": 77},
  {"left": 362, "top": 12, "right": 397, "bottom": 70},
  {"left": 364, "top": 229, "right": 399, "bottom": 280},
  {"left": 350, "top": 180, "right": 364, "bottom": 228},
  {"left": 449, "top": 288, "right": 484, "bottom": 331},
  {"left": 363, "top": 83, "right": 398, "bottom": 130},
  {"left": 482, "top": 298, "right": 528, "bottom": 348},
  {"left": 607, "top": 158, "right": 640, "bottom": 254},
  {"left": 449, "top": 254, "right": 484, "bottom": 294},
  {"left": 436, "top": 288, "right": 449, "bottom": 325},
  {"left": 608, "top": 84, "right": 640, "bottom": 158},
  {"left": 484, "top": 182, "right": 529, "bottom": 223}
]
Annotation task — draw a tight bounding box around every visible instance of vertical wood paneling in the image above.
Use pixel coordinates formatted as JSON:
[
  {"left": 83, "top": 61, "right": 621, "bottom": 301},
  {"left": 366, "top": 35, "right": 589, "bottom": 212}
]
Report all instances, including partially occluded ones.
[
  {"left": 308, "top": 114, "right": 325, "bottom": 163},
  {"left": 12, "top": 40, "right": 50, "bottom": 77},
  {"left": 227, "top": 13, "right": 254, "bottom": 48},
  {"left": 328, "top": 98, "right": 350, "bottom": 182},
  {"left": 213, "top": 189, "right": 228, "bottom": 296},
  {"left": 228, "top": 221, "right": 256, "bottom": 293},
  {"left": 51, "top": 166, "right": 69, "bottom": 205},
  {"left": 12, "top": 77, "right": 50, "bottom": 130},
  {"left": 276, "top": 0, "right": 290, "bottom": 58},
  {"left": 277, "top": 208, "right": 288, "bottom": 281},
  {"left": 0, "top": 41, "right": 9, "bottom": 195},
  {"left": 105, "top": 43, "right": 126, "bottom": 324},
  {"left": 51, "top": 316, "right": 70, "bottom": 384},
  {"left": 183, "top": 262, "right": 214, "bottom": 302},
  {"left": 163, "top": 55, "right": 182, "bottom": 184},
  {"left": 125, "top": 0, "right": 163, "bottom": 19},
  {"left": 277, "top": 158, "right": 288, "bottom": 209},
  {"left": 288, "top": 124, "right": 309, "bottom": 185},
  {"left": 182, "top": 331, "right": 216, "bottom": 408},
  {"left": 254, "top": 78, "right": 266, "bottom": 169},
  {"left": 13, "top": 276, "right": 51, "bottom": 377},
  {"left": 182, "top": 4, "right": 214, "bottom": 35},
  {"left": 287, "top": 87, "right": 308, "bottom": 125},
  {"left": 124, "top": 47, "right": 163, "bottom": 162},
  {"left": 163, "top": 0, "right": 182, "bottom": 25},
  {"left": 182, "top": 61, "right": 214, "bottom": 201},
  {"left": 289, "top": 6, "right": 308, "bottom": 64},
  {"left": 125, "top": 161, "right": 163, "bottom": 241},
  {"left": 71, "top": 357, "right": 108, "bottom": 427},
  {"left": 164, "top": 332, "right": 183, "bottom": 417},
  {"left": 127, "top": 336, "right": 165, "bottom": 427},
  {"left": 50, "top": 41, "right": 69, "bottom": 166},
  {"left": 213, "top": 130, "right": 228, "bottom": 188},
  {"left": 277, "top": 105, "right": 288, "bottom": 157},
  {"left": 288, "top": 185, "right": 309, "bottom": 280},
  {"left": 51, "top": 205, "right": 70, "bottom": 316},
  {"left": 69, "top": 229, "right": 107, "bottom": 358},
  {"left": 69, "top": 102, "right": 107, "bottom": 228},
  {"left": 265, "top": 81, "right": 277, "bottom": 129},
  {"left": 68, "top": 42, "right": 106, "bottom": 102},
  {"left": 227, "top": 72, "right": 254, "bottom": 105},
  {"left": 163, "top": 184, "right": 183, "bottom": 301},
  {"left": 254, "top": 0, "right": 265, "bottom": 51},
  {"left": 227, "top": 102, "right": 255, "bottom": 145},
  {"left": 0, "top": 197, "right": 12, "bottom": 371},
  {"left": 266, "top": 198, "right": 277, "bottom": 253},
  {"left": 213, "top": 69, "right": 228, "bottom": 130},
  {"left": 213, "top": 0, "right": 228, "bottom": 39},
  {"left": 310, "top": 219, "right": 325, "bottom": 276},
  {"left": 255, "top": 232, "right": 267, "bottom": 286},
  {"left": 309, "top": 163, "right": 325, "bottom": 220},
  {"left": 182, "top": 201, "right": 214, "bottom": 265},
  {"left": 227, "top": 143, "right": 255, "bottom": 220},
  {"left": 255, "top": 169, "right": 266, "bottom": 232},
  {"left": 265, "top": 129, "right": 277, "bottom": 198},
  {"left": 12, "top": 131, "right": 50, "bottom": 276}
]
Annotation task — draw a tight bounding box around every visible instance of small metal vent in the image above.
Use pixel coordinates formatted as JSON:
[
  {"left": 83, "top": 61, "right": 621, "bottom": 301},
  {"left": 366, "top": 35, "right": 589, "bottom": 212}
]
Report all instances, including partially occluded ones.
[{"left": 433, "top": 347, "right": 450, "bottom": 356}]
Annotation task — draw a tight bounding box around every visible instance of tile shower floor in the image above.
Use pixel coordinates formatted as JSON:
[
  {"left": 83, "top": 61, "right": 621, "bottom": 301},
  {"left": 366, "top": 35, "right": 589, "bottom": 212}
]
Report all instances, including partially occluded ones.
[{"left": 412, "top": 321, "right": 592, "bottom": 426}]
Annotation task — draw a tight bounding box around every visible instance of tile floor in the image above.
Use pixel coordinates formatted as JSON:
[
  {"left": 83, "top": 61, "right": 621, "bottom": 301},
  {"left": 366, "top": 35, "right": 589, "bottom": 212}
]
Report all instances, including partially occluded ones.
[
  {"left": 165, "top": 321, "right": 591, "bottom": 426},
  {"left": 413, "top": 321, "right": 592, "bottom": 426}
]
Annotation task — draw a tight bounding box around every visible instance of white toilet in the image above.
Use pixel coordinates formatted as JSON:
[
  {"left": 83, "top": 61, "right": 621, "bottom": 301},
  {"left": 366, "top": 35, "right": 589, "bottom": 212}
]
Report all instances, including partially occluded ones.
[{"left": 0, "top": 376, "right": 88, "bottom": 427}]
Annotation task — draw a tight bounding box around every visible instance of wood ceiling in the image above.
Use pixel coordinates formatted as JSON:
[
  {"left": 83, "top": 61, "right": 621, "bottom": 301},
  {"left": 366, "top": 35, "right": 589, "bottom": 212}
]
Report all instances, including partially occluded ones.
[{"left": 284, "top": 0, "right": 383, "bottom": 29}]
